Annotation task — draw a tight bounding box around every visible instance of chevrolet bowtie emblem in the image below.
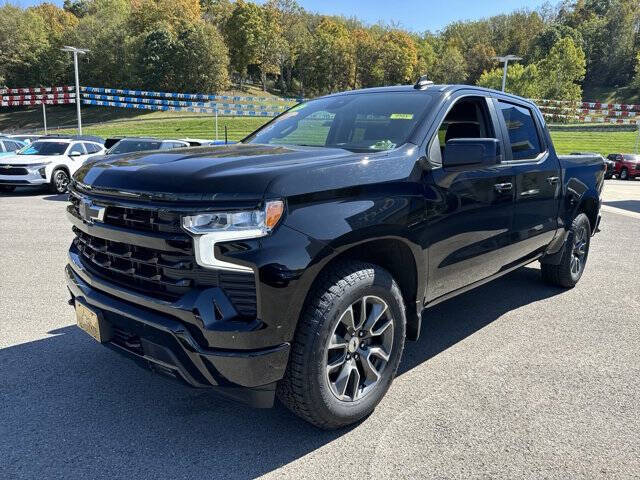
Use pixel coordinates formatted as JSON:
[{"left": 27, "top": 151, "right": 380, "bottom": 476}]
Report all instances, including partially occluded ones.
[{"left": 80, "top": 198, "right": 106, "bottom": 224}]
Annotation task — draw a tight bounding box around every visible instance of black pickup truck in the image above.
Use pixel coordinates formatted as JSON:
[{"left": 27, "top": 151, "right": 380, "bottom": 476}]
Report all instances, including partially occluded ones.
[{"left": 65, "top": 83, "right": 604, "bottom": 429}]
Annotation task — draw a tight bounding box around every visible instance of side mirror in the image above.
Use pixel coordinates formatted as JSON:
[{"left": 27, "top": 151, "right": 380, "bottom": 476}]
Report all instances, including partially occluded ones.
[
  {"left": 69, "top": 151, "right": 82, "bottom": 157},
  {"left": 443, "top": 138, "right": 501, "bottom": 168}
]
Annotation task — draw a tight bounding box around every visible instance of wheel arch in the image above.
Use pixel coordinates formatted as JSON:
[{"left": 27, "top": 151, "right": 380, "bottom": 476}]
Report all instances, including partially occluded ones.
[{"left": 295, "top": 236, "right": 425, "bottom": 341}]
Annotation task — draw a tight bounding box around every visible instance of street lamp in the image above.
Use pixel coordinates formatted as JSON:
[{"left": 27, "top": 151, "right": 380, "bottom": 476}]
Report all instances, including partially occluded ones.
[
  {"left": 61, "top": 46, "right": 89, "bottom": 135},
  {"left": 493, "top": 55, "right": 522, "bottom": 92}
]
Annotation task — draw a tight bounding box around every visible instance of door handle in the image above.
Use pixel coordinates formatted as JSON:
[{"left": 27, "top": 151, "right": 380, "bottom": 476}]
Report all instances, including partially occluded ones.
[
  {"left": 494, "top": 182, "right": 513, "bottom": 193},
  {"left": 547, "top": 176, "right": 560, "bottom": 185},
  {"left": 520, "top": 189, "right": 540, "bottom": 197}
]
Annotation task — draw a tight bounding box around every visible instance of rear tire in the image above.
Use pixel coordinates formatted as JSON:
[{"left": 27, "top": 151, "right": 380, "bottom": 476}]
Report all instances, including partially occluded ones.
[
  {"left": 277, "top": 261, "right": 406, "bottom": 429},
  {"left": 541, "top": 213, "right": 591, "bottom": 288},
  {"left": 50, "top": 168, "right": 70, "bottom": 194}
]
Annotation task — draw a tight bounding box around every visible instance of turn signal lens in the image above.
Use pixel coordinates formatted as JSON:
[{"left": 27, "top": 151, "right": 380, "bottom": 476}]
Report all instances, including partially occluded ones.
[{"left": 265, "top": 200, "right": 284, "bottom": 230}]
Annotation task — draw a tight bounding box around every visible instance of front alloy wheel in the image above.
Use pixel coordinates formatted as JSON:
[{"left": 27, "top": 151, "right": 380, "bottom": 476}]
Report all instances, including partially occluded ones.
[
  {"left": 52, "top": 169, "right": 70, "bottom": 193},
  {"left": 326, "top": 296, "right": 394, "bottom": 402},
  {"left": 277, "top": 261, "right": 406, "bottom": 429}
]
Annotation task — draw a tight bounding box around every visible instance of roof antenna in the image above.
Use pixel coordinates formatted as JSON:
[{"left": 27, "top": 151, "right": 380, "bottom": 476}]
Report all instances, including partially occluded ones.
[{"left": 414, "top": 75, "right": 434, "bottom": 89}]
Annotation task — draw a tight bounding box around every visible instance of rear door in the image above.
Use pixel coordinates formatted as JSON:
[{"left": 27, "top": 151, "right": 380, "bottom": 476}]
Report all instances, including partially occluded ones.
[
  {"left": 494, "top": 98, "right": 561, "bottom": 261},
  {"left": 423, "top": 92, "right": 517, "bottom": 300}
]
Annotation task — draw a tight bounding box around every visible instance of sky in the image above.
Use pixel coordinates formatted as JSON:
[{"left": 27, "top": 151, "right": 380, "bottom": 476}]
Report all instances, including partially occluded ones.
[{"left": 13, "top": 0, "right": 551, "bottom": 32}]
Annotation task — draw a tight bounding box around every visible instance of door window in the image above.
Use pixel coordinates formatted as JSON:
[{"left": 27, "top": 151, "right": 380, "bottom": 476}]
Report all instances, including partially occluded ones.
[
  {"left": 69, "top": 143, "right": 85, "bottom": 155},
  {"left": 497, "top": 101, "right": 543, "bottom": 161},
  {"left": 429, "top": 96, "right": 496, "bottom": 165}
]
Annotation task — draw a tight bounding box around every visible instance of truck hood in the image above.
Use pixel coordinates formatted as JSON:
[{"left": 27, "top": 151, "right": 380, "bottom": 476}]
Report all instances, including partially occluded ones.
[{"left": 73, "top": 143, "right": 419, "bottom": 202}]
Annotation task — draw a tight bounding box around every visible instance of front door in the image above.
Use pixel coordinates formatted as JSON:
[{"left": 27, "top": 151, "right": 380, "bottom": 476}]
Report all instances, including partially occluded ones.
[{"left": 423, "top": 94, "right": 517, "bottom": 301}]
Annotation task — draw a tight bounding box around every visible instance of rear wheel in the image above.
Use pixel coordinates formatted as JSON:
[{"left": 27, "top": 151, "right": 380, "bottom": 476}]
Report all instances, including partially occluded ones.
[
  {"left": 277, "top": 261, "right": 406, "bottom": 429},
  {"left": 541, "top": 213, "right": 591, "bottom": 288},
  {"left": 620, "top": 168, "right": 629, "bottom": 180},
  {"left": 50, "top": 169, "right": 70, "bottom": 194}
]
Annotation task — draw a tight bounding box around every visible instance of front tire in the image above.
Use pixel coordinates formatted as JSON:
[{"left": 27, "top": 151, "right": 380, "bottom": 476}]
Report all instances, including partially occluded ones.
[
  {"left": 50, "top": 169, "right": 70, "bottom": 194},
  {"left": 541, "top": 213, "right": 591, "bottom": 288},
  {"left": 620, "top": 168, "right": 629, "bottom": 180},
  {"left": 277, "top": 261, "right": 406, "bottom": 429}
]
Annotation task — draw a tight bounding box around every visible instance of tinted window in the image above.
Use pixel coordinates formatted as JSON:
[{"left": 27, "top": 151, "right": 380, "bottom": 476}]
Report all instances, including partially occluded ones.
[
  {"left": 18, "top": 141, "right": 68, "bottom": 156},
  {"left": 498, "top": 101, "right": 543, "bottom": 161},
  {"left": 83, "top": 143, "right": 99, "bottom": 154},
  {"left": 623, "top": 154, "right": 640, "bottom": 161},
  {"left": 69, "top": 143, "right": 85, "bottom": 155},
  {"left": 245, "top": 92, "right": 433, "bottom": 152},
  {"left": 108, "top": 140, "right": 162, "bottom": 154}
]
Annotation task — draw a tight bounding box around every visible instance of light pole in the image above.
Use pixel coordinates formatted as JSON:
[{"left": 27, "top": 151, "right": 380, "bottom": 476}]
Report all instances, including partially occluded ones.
[
  {"left": 493, "top": 55, "right": 522, "bottom": 92},
  {"left": 61, "top": 46, "right": 89, "bottom": 135}
]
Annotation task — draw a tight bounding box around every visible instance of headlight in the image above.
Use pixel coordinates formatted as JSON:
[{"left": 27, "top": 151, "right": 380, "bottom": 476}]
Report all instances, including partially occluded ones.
[
  {"left": 182, "top": 200, "right": 284, "bottom": 271},
  {"left": 24, "top": 162, "right": 49, "bottom": 175}
]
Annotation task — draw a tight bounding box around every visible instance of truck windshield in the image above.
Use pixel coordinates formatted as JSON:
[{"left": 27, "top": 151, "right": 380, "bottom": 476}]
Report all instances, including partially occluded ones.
[
  {"left": 244, "top": 92, "right": 432, "bottom": 152},
  {"left": 17, "top": 141, "right": 68, "bottom": 156}
]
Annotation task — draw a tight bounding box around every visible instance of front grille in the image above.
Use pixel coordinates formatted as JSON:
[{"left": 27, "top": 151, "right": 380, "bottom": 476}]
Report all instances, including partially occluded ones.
[
  {"left": 70, "top": 198, "right": 257, "bottom": 317},
  {"left": 0, "top": 167, "right": 28, "bottom": 175},
  {"left": 69, "top": 194, "right": 181, "bottom": 233}
]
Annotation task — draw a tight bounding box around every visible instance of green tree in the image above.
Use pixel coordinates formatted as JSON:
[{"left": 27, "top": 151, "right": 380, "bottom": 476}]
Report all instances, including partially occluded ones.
[
  {"left": 414, "top": 36, "right": 437, "bottom": 80},
  {"left": 432, "top": 45, "right": 468, "bottom": 84},
  {"left": 465, "top": 43, "right": 497, "bottom": 84},
  {"left": 63, "top": 0, "right": 137, "bottom": 88},
  {"left": 0, "top": 5, "right": 50, "bottom": 86},
  {"left": 256, "top": 4, "right": 287, "bottom": 91},
  {"left": 537, "top": 37, "right": 586, "bottom": 100},
  {"left": 135, "top": 29, "right": 177, "bottom": 91},
  {"left": 173, "top": 23, "right": 229, "bottom": 92},
  {"left": 224, "top": 0, "right": 263, "bottom": 88},
  {"left": 633, "top": 52, "right": 640, "bottom": 90},
  {"left": 301, "top": 18, "right": 355, "bottom": 95},
  {"left": 477, "top": 63, "right": 542, "bottom": 98},
  {"left": 352, "top": 28, "right": 383, "bottom": 88}
]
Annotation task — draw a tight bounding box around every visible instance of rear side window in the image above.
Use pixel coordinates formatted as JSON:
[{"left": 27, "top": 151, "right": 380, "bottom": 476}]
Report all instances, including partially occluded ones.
[
  {"left": 498, "top": 101, "right": 543, "bottom": 161},
  {"left": 83, "top": 143, "right": 100, "bottom": 154}
]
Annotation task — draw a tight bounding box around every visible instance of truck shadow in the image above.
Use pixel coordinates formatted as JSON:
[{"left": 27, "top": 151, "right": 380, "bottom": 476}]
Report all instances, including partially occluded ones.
[
  {"left": 603, "top": 200, "right": 640, "bottom": 215},
  {"left": 0, "top": 266, "right": 562, "bottom": 479},
  {"left": 399, "top": 265, "right": 563, "bottom": 375}
]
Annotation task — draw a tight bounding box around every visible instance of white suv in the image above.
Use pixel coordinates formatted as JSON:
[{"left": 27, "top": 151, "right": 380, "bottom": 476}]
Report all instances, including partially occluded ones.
[{"left": 0, "top": 138, "right": 106, "bottom": 194}]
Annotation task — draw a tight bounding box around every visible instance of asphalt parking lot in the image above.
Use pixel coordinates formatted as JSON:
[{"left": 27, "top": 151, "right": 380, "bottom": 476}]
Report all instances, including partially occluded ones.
[{"left": 1, "top": 181, "right": 639, "bottom": 479}]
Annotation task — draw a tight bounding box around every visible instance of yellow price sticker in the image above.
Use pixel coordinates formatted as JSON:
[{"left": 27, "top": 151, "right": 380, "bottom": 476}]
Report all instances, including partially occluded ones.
[{"left": 390, "top": 113, "right": 414, "bottom": 120}]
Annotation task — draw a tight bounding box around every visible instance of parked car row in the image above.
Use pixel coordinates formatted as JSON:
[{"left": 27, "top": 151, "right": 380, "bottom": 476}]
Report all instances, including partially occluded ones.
[
  {"left": 0, "top": 135, "right": 226, "bottom": 194},
  {"left": 570, "top": 152, "right": 639, "bottom": 180},
  {"left": 607, "top": 153, "right": 640, "bottom": 180}
]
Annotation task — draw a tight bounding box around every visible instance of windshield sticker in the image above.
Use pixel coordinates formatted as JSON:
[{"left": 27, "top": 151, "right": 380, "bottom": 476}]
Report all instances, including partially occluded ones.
[
  {"left": 390, "top": 113, "right": 414, "bottom": 120},
  {"left": 290, "top": 103, "right": 306, "bottom": 112},
  {"left": 370, "top": 140, "right": 396, "bottom": 150}
]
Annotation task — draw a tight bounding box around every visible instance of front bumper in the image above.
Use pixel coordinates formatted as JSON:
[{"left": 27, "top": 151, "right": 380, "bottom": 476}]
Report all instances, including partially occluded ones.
[
  {"left": 66, "top": 251, "right": 290, "bottom": 408},
  {"left": 0, "top": 172, "right": 47, "bottom": 186}
]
